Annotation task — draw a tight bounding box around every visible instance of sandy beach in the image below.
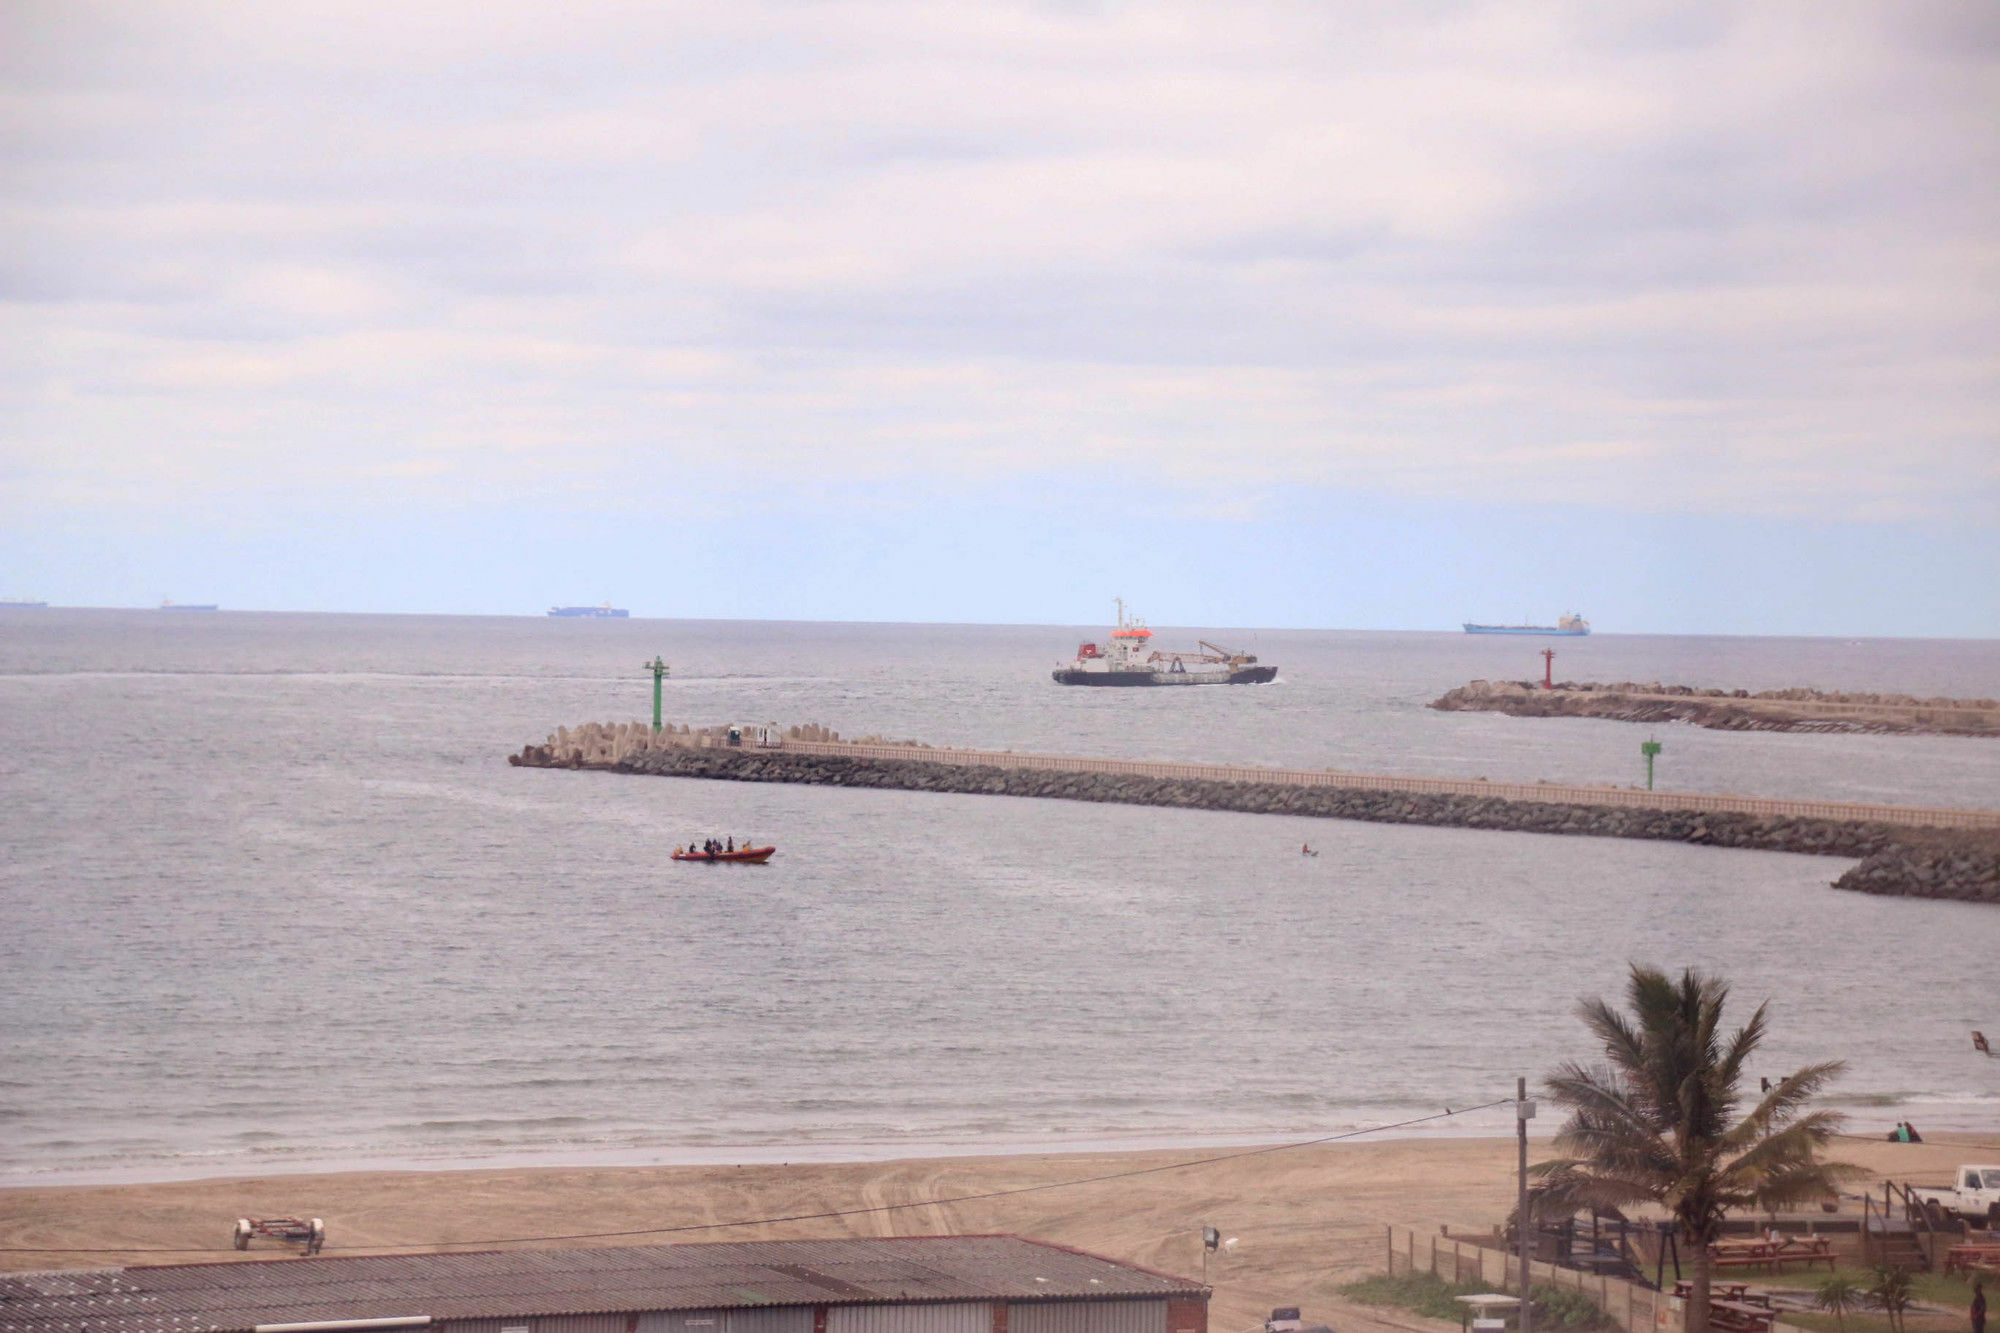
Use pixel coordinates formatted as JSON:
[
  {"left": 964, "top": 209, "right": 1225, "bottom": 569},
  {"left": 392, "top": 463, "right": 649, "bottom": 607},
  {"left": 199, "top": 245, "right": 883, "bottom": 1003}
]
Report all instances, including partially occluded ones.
[{"left": 2, "top": 1134, "right": 1983, "bottom": 1333}]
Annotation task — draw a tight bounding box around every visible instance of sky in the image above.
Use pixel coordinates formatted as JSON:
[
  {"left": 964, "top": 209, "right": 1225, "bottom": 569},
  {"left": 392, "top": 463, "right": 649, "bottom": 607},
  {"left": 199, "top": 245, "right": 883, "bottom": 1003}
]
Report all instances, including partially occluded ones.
[{"left": 3, "top": 1, "right": 1997, "bottom": 634}]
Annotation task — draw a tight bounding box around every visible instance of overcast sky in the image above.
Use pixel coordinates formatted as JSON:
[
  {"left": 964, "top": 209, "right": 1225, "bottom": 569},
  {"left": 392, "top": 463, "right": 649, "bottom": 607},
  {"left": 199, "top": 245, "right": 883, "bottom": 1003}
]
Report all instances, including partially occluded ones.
[{"left": 4, "top": 1, "right": 1996, "bottom": 633}]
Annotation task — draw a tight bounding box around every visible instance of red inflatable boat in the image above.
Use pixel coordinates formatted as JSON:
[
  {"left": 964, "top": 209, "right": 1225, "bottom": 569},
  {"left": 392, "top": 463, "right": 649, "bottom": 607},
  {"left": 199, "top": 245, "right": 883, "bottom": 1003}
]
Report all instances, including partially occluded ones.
[{"left": 671, "top": 846, "right": 776, "bottom": 864}]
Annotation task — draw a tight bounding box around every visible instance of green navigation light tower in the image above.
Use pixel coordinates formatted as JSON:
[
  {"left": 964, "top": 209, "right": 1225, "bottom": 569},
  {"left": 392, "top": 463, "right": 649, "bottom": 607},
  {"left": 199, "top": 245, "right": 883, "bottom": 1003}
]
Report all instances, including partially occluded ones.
[
  {"left": 1640, "top": 736, "right": 1662, "bottom": 790},
  {"left": 645, "top": 656, "right": 670, "bottom": 732}
]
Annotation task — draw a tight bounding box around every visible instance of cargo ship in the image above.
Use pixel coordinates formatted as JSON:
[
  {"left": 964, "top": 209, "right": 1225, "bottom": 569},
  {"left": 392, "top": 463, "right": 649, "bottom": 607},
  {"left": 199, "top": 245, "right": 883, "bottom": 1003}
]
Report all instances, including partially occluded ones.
[
  {"left": 1463, "top": 612, "right": 1589, "bottom": 636},
  {"left": 158, "top": 599, "right": 219, "bottom": 611},
  {"left": 548, "top": 603, "right": 629, "bottom": 618},
  {"left": 1053, "top": 600, "right": 1277, "bottom": 686},
  {"left": 0, "top": 599, "right": 48, "bottom": 609}
]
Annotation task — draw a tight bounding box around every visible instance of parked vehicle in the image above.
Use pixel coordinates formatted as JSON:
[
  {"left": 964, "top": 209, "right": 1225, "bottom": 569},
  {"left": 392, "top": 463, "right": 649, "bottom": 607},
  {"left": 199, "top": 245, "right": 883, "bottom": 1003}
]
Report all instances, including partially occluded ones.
[
  {"left": 1265, "top": 1310, "right": 1333, "bottom": 1333},
  {"left": 1910, "top": 1165, "right": 2000, "bottom": 1226}
]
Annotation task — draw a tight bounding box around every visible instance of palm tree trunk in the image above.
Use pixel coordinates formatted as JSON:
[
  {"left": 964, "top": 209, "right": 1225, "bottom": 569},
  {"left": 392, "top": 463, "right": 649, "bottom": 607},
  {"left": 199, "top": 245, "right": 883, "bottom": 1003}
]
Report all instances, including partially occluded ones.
[{"left": 1686, "top": 1240, "right": 1712, "bottom": 1333}]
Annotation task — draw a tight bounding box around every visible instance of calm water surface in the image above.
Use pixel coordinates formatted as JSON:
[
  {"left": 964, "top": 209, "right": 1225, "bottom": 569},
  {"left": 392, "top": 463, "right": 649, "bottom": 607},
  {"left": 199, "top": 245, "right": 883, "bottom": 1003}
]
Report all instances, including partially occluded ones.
[{"left": 0, "top": 612, "right": 1994, "bottom": 1184}]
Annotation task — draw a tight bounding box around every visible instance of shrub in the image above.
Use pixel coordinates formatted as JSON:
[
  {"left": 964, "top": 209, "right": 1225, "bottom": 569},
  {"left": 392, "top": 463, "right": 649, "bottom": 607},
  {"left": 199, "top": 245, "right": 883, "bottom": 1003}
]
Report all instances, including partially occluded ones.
[{"left": 1337, "top": 1270, "right": 1616, "bottom": 1332}]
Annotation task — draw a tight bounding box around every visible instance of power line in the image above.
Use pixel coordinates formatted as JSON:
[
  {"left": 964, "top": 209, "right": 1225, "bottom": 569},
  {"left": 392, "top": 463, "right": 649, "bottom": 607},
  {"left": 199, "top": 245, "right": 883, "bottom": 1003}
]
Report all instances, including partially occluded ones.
[{"left": 0, "top": 1100, "right": 1513, "bottom": 1257}]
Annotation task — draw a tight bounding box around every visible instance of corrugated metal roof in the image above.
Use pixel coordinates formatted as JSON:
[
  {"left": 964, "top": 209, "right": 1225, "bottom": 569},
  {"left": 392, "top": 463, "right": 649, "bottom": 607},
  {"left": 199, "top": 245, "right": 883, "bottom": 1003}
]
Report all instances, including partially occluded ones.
[{"left": 0, "top": 1236, "right": 1205, "bottom": 1333}]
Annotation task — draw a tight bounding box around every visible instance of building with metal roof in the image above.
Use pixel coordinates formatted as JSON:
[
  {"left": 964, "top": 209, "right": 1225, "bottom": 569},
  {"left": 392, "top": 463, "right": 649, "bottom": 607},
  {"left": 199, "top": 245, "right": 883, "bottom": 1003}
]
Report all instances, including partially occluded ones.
[{"left": 0, "top": 1235, "right": 1210, "bottom": 1333}]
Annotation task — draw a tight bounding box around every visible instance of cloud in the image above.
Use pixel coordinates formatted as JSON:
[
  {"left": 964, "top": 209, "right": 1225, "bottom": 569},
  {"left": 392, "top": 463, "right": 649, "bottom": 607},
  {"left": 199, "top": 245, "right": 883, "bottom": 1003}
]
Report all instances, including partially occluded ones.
[{"left": 2, "top": 0, "right": 1996, "bottom": 530}]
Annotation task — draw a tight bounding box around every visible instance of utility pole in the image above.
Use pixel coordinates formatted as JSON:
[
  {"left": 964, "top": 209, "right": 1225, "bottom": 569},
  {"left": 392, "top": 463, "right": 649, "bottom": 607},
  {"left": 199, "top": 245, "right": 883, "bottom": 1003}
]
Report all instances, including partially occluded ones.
[
  {"left": 1641, "top": 737, "right": 1662, "bottom": 791},
  {"left": 1518, "top": 1076, "right": 1535, "bottom": 1333},
  {"left": 645, "top": 656, "right": 669, "bottom": 733}
]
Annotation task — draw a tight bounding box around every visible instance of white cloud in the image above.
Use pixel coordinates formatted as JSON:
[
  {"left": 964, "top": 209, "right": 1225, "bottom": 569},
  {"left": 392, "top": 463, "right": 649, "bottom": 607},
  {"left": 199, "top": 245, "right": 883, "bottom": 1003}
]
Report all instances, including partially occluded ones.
[{"left": 3, "top": 0, "right": 1996, "bottom": 528}]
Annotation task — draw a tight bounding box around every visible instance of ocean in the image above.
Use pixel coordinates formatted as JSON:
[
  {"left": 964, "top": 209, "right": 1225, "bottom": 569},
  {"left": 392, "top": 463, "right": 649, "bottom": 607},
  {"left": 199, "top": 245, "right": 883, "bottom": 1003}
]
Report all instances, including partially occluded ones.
[{"left": 0, "top": 610, "right": 1995, "bottom": 1185}]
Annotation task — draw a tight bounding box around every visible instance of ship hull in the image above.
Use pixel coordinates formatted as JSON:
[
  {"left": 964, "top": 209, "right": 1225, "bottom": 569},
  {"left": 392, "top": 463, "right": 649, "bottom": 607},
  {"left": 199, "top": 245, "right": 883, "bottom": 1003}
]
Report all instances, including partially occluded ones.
[
  {"left": 1462, "top": 625, "right": 1588, "bottom": 636},
  {"left": 549, "top": 607, "right": 630, "bottom": 618},
  {"left": 1052, "top": 666, "right": 1278, "bottom": 686}
]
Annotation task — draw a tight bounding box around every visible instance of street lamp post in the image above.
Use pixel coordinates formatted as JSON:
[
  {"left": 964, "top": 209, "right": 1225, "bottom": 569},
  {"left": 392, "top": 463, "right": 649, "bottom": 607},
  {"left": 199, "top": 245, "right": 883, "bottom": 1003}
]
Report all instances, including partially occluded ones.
[{"left": 1518, "top": 1078, "right": 1535, "bottom": 1333}]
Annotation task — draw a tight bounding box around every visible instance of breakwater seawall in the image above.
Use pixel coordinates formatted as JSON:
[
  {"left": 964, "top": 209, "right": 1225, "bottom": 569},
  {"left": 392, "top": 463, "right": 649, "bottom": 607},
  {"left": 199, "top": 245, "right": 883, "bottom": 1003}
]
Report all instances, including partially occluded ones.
[
  {"left": 1432, "top": 679, "right": 2000, "bottom": 737},
  {"left": 510, "top": 722, "right": 2000, "bottom": 905}
]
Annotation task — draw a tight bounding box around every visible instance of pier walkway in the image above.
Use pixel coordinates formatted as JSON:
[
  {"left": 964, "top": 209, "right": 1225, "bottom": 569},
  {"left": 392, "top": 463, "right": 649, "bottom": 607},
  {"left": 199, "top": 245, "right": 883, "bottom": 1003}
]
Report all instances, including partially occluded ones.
[{"left": 775, "top": 738, "right": 2000, "bottom": 831}]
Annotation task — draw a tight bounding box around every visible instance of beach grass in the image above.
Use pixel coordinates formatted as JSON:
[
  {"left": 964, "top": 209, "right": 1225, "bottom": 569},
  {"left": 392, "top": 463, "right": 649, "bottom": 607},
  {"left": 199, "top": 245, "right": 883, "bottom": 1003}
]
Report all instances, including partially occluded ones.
[
  {"left": 1768, "top": 1265, "right": 1982, "bottom": 1333},
  {"left": 1338, "top": 1271, "right": 1616, "bottom": 1331}
]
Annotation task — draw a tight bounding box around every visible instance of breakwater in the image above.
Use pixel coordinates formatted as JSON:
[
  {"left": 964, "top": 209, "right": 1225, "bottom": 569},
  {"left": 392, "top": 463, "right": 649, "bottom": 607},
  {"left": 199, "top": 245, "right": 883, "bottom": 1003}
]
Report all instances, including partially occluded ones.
[
  {"left": 510, "top": 722, "right": 2000, "bottom": 905},
  {"left": 1432, "top": 679, "right": 2000, "bottom": 737}
]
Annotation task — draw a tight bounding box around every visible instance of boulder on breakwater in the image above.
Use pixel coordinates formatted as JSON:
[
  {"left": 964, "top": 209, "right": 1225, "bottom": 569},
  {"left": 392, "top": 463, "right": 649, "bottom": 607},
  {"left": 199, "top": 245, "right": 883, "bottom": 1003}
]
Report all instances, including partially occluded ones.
[
  {"left": 508, "top": 730, "right": 1999, "bottom": 905},
  {"left": 1833, "top": 836, "right": 2000, "bottom": 904}
]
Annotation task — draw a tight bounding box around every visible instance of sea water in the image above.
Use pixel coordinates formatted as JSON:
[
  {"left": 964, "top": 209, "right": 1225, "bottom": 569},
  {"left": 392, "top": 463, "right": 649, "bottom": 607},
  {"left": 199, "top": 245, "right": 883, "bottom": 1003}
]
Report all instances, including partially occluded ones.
[{"left": 0, "top": 611, "right": 1994, "bottom": 1184}]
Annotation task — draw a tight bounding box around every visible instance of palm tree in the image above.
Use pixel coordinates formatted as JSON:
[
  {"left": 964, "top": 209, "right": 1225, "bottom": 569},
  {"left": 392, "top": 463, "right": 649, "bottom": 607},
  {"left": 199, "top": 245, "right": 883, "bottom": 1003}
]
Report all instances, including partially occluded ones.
[
  {"left": 1868, "top": 1266, "right": 1914, "bottom": 1333},
  {"left": 1810, "top": 1274, "right": 1867, "bottom": 1333},
  {"left": 1532, "top": 966, "right": 1857, "bottom": 1333}
]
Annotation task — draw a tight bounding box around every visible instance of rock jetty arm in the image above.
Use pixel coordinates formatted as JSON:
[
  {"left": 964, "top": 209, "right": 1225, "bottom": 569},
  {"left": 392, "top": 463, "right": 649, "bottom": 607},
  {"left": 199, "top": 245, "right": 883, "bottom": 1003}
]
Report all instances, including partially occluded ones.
[
  {"left": 509, "top": 729, "right": 1999, "bottom": 905},
  {"left": 1432, "top": 679, "right": 2000, "bottom": 737}
]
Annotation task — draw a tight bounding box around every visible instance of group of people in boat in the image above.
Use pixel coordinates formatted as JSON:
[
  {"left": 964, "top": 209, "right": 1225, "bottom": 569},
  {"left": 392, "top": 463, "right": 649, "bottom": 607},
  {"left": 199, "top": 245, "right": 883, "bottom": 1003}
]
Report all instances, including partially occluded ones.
[{"left": 688, "top": 836, "right": 745, "bottom": 855}]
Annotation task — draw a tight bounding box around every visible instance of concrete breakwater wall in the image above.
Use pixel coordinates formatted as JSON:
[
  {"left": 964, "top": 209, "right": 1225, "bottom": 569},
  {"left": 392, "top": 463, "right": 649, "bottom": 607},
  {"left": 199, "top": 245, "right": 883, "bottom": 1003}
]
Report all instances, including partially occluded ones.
[
  {"left": 1433, "top": 679, "right": 2000, "bottom": 737},
  {"left": 508, "top": 725, "right": 1999, "bottom": 904}
]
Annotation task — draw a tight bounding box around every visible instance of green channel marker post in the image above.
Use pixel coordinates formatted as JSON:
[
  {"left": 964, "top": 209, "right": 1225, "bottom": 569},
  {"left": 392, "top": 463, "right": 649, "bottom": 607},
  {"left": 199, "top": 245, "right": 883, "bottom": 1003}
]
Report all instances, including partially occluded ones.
[
  {"left": 1641, "top": 737, "right": 1662, "bottom": 790},
  {"left": 645, "top": 656, "right": 670, "bottom": 732}
]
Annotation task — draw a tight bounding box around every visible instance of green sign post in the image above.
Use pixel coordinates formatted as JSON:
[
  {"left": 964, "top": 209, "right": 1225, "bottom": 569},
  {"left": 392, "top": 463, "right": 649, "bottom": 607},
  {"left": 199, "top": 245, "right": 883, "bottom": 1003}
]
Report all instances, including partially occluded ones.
[
  {"left": 645, "top": 656, "right": 669, "bottom": 732},
  {"left": 1640, "top": 737, "right": 1662, "bottom": 790}
]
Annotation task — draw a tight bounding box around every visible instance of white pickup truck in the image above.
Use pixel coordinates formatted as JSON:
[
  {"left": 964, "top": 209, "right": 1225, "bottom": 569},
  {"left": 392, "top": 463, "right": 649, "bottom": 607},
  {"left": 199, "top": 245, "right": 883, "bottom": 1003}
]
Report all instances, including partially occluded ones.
[{"left": 1910, "top": 1165, "right": 2000, "bottom": 1226}]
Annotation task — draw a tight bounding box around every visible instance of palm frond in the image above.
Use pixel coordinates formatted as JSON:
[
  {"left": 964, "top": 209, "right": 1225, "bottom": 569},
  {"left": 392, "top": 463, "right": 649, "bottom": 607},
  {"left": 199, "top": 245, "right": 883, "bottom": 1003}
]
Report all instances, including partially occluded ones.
[{"left": 1719, "top": 1068, "right": 1848, "bottom": 1152}]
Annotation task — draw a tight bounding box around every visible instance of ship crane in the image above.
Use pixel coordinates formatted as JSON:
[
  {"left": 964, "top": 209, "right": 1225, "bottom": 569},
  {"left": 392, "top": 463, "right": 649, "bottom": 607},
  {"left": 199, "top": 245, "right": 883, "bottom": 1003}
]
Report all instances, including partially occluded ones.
[
  {"left": 1148, "top": 640, "right": 1260, "bottom": 667},
  {"left": 1200, "top": 639, "right": 1258, "bottom": 665}
]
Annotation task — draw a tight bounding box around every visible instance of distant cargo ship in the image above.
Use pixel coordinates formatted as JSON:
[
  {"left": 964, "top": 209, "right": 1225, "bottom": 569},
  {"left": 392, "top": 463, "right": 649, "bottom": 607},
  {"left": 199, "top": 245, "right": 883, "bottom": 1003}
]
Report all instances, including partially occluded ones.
[
  {"left": 1053, "top": 600, "right": 1277, "bottom": 686},
  {"left": 0, "top": 599, "right": 48, "bottom": 609},
  {"left": 548, "top": 603, "right": 629, "bottom": 618},
  {"left": 159, "top": 599, "right": 219, "bottom": 611},
  {"left": 1463, "top": 613, "right": 1589, "bottom": 636}
]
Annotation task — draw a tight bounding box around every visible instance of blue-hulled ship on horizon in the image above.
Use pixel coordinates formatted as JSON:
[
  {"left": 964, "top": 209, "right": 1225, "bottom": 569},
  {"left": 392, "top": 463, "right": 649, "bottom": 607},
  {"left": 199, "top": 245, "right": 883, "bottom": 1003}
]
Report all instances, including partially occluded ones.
[{"left": 1463, "top": 612, "right": 1589, "bottom": 636}]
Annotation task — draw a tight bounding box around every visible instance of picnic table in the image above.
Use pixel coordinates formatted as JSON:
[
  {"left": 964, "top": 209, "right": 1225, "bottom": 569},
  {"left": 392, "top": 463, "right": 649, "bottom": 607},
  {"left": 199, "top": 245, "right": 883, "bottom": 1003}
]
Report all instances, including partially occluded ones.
[
  {"left": 1674, "top": 1282, "right": 1765, "bottom": 1307},
  {"left": 1453, "top": 1293, "right": 1521, "bottom": 1333},
  {"left": 1708, "top": 1241, "right": 1778, "bottom": 1271},
  {"left": 1772, "top": 1237, "right": 1836, "bottom": 1271},
  {"left": 1706, "top": 1237, "right": 1835, "bottom": 1272},
  {"left": 1708, "top": 1300, "right": 1777, "bottom": 1333},
  {"left": 1944, "top": 1243, "right": 2000, "bottom": 1276}
]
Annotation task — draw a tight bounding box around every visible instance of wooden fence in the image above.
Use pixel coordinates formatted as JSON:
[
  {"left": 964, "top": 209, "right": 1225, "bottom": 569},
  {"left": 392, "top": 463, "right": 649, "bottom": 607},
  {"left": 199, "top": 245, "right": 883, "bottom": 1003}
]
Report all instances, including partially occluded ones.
[
  {"left": 773, "top": 740, "right": 2000, "bottom": 831},
  {"left": 1381, "top": 1227, "right": 1816, "bottom": 1333}
]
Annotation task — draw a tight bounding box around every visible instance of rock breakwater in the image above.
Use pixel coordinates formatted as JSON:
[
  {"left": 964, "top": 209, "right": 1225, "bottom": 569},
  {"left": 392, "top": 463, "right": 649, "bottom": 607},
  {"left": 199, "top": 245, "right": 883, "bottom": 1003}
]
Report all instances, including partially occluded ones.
[
  {"left": 1432, "top": 680, "right": 2000, "bottom": 737},
  {"left": 509, "top": 732, "right": 1999, "bottom": 905},
  {"left": 1832, "top": 836, "right": 2000, "bottom": 903}
]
